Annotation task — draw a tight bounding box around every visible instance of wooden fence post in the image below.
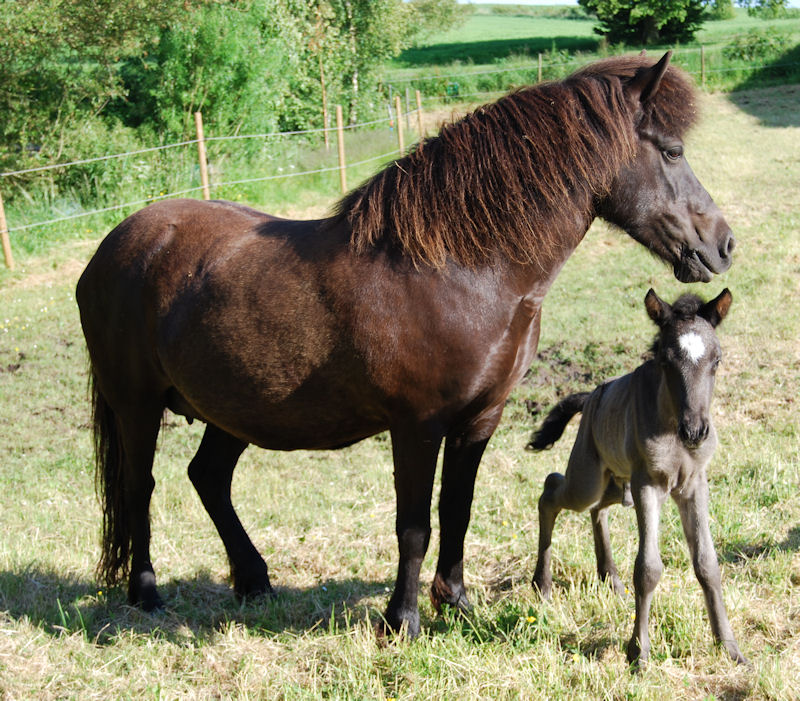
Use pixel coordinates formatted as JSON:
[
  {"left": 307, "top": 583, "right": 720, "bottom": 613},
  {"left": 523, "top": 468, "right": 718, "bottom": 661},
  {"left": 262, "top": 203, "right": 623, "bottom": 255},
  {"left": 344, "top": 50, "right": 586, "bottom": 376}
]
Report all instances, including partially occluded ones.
[
  {"left": 336, "top": 104, "right": 347, "bottom": 194},
  {"left": 538, "top": 53, "right": 543, "bottom": 83},
  {"left": 394, "top": 95, "right": 404, "bottom": 156},
  {"left": 405, "top": 88, "right": 411, "bottom": 130},
  {"left": 0, "top": 188, "right": 13, "bottom": 270},
  {"left": 320, "top": 54, "right": 330, "bottom": 151},
  {"left": 701, "top": 45, "right": 706, "bottom": 88},
  {"left": 194, "top": 111, "right": 211, "bottom": 201},
  {"left": 415, "top": 90, "right": 424, "bottom": 139}
]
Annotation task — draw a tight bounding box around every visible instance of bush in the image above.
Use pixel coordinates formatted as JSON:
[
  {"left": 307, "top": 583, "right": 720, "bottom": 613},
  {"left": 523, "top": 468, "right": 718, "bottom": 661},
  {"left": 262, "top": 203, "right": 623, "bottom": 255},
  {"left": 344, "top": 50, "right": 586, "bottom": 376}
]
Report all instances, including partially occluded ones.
[{"left": 723, "top": 28, "right": 791, "bottom": 61}]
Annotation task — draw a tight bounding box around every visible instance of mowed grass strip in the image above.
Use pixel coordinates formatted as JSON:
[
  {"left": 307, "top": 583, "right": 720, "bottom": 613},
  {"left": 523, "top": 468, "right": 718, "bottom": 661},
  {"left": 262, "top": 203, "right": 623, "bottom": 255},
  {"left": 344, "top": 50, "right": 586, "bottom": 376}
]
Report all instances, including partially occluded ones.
[{"left": 0, "top": 85, "right": 799, "bottom": 699}]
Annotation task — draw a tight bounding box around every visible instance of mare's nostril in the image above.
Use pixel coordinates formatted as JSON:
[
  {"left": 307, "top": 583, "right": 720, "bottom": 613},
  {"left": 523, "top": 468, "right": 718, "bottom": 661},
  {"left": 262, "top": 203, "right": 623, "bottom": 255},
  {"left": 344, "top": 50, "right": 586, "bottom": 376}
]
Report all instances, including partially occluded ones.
[{"left": 721, "top": 231, "right": 735, "bottom": 259}]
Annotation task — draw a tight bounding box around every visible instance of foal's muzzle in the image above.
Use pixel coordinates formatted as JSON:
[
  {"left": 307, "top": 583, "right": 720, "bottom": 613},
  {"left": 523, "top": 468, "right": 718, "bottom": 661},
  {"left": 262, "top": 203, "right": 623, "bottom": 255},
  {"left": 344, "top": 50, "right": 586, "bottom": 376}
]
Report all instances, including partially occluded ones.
[{"left": 678, "top": 420, "right": 709, "bottom": 448}]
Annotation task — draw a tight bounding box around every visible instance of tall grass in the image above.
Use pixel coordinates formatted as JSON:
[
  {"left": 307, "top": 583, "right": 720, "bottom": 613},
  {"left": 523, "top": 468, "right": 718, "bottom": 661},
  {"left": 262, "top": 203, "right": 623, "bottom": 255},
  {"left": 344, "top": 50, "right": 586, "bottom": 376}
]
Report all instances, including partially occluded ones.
[{"left": 0, "top": 84, "right": 798, "bottom": 698}]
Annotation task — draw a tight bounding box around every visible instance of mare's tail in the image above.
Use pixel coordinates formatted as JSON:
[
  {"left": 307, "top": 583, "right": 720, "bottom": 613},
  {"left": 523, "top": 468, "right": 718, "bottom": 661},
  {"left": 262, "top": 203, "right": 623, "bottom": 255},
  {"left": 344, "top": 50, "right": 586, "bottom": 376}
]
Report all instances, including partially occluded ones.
[
  {"left": 89, "top": 368, "right": 130, "bottom": 586},
  {"left": 526, "top": 392, "right": 591, "bottom": 451}
]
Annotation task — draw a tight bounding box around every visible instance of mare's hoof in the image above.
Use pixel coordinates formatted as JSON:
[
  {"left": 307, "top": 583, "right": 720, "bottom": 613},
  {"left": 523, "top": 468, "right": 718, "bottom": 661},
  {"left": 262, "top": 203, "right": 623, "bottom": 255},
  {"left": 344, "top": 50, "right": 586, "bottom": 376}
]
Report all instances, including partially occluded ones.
[
  {"left": 128, "top": 571, "right": 164, "bottom": 611},
  {"left": 232, "top": 565, "right": 274, "bottom": 601},
  {"left": 430, "top": 573, "right": 472, "bottom": 614},
  {"left": 378, "top": 606, "right": 421, "bottom": 640}
]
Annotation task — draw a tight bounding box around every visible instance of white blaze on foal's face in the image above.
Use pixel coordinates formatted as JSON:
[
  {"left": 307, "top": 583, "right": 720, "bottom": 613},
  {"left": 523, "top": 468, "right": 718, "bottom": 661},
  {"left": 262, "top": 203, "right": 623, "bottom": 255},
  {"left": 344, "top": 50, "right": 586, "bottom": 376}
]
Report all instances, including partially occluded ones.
[{"left": 679, "top": 331, "right": 706, "bottom": 364}]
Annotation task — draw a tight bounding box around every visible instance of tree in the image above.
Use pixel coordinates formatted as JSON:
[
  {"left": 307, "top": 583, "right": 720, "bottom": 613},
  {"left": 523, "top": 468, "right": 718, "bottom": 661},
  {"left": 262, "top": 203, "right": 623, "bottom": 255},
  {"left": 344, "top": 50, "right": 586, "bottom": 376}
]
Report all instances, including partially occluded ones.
[
  {"left": 578, "top": 0, "right": 707, "bottom": 45},
  {"left": 738, "top": 0, "right": 790, "bottom": 18}
]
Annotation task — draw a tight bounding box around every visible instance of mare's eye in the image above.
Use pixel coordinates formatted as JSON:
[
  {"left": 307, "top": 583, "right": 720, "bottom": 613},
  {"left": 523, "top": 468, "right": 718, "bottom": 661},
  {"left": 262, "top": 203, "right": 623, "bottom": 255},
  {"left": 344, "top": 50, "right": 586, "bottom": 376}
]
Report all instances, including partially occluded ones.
[{"left": 664, "top": 146, "right": 683, "bottom": 162}]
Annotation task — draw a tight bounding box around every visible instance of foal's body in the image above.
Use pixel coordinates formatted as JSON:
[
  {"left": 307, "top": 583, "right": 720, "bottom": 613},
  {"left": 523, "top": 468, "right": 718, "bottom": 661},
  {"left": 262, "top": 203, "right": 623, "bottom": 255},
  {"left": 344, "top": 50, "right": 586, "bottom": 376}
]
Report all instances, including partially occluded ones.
[{"left": 530, "top": 289, "right": 746, "bottom": 665}]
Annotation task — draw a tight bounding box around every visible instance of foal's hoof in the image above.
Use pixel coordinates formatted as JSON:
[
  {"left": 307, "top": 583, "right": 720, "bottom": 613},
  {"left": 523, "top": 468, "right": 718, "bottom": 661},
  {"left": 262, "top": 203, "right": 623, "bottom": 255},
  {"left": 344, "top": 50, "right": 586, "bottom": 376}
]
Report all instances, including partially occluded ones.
[
  {"left": 430, "top": 573, "right": 472, "bottom": 615},
  {"left": 531, "top": 575, "right": 552, "bottom": 599}
]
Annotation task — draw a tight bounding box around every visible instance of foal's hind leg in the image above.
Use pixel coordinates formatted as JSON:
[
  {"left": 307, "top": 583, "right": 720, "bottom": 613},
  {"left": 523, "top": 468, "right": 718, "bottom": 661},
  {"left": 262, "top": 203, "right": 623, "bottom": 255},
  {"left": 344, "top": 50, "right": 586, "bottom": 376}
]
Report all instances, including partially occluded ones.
[
  {"left": 532, "top": 442, "right": 608, "bottom": 598},
  {"left": 591, "top": 479, "right": 627, "bottom": 595},
  {"left": 188, "top": 423, "right": 271, "bottom": 598}
]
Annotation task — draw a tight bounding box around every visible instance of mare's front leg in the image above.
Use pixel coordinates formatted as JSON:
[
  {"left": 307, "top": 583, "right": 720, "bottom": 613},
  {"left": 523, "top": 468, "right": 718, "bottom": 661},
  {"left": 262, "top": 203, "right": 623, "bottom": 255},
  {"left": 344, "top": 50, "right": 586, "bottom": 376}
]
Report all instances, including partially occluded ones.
[
  {"left": 384, "top": 423, "right": 444, "bottom": 637},
  {"left": 431, "top": 414, "right": 500, "bottom": 614},
  {"left": 533, "top": 437, "right": 608, "bottom": 598},
  {"left": 674, "top": 474, "right": 748, "bottom": 664},
  {"left": 627, "top": 474, "right": 668, "bottom": 667},
  {"left": 188, "top": 423, "right": 272, "bottom": 598}
]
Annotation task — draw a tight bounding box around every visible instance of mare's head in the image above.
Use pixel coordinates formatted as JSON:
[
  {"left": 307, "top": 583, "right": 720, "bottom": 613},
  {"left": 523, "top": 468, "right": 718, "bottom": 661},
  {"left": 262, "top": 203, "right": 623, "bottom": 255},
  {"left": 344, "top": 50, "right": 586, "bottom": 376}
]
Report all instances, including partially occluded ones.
[
  {"left": 588, "top": 53, "right": 735, "bottom": 283},
  {"left": 645, "top": 288, "right": 732, "bottom": 448}
]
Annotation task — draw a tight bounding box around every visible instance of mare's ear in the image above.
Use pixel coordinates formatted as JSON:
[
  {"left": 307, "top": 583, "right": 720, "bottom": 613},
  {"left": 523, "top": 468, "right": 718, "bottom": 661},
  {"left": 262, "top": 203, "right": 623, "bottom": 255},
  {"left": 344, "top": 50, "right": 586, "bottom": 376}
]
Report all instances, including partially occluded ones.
[
  {"left": 628, "top": 51, "right": 671, "bottom": 106},
  {"left": 700, "top": 288, "right": 732, "bottom": 328},
  {"left": 645, "top": 288, "right": 671, "bottom": 326}
]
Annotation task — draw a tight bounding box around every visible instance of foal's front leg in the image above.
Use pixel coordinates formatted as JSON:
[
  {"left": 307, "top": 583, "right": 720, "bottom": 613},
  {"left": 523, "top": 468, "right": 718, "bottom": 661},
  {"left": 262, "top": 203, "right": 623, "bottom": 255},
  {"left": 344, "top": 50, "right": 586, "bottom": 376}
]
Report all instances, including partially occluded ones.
[
  {"left": 674, "top": 475, "right": 748, "bottom": 664},
  {"left": 628, "top": 475, "right": 668, "bottom": 666}
]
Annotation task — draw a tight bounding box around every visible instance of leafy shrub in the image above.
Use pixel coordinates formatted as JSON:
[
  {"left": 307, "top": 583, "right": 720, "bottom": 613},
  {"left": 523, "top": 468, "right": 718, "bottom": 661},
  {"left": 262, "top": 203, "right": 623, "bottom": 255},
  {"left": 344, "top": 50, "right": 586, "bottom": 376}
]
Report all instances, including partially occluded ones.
[{"left": 723, "top": 28, "right": 791, "bottom": 62}]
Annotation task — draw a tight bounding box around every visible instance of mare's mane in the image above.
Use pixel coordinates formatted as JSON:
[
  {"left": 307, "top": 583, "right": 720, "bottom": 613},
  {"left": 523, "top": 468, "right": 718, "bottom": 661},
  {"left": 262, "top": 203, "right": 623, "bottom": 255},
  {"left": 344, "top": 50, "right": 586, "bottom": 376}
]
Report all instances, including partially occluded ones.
[{"left": 333, "top": 55, "right": 697, "bottom": 268}]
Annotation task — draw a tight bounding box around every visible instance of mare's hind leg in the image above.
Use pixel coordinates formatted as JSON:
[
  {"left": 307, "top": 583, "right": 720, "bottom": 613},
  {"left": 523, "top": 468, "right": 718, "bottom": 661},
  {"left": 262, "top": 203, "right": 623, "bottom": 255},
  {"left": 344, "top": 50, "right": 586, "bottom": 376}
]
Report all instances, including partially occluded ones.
[
  {"left": 384, "top": 422, "right": 443, "bottom": 637},
  {"left": 673, "top": 476, "right": 747, "bottom": 664},
  {"left": 431, "top": 418, "right": 498, "bottom": 614},
  {"left": 591, "top": 479, "right": 628, "bottom": 595},
  {"left": 118, "top": 403, "right": 164, "bottom": 611},
  {"left": 532, "top": 441, "right": 608, "bottom": 598},
  {"left": 188, "top": 423, "right": 271, "bottom": 598}
]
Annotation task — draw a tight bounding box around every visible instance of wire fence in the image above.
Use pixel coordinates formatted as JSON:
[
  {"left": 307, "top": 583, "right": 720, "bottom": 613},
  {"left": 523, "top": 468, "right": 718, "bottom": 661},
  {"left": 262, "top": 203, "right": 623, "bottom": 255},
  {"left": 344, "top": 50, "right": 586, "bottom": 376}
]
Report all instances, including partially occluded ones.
[
  {"left": 0, "top": 101, "right": 424, "bottom": 269},
  {"left": 384, "top": 43, "right": 800, "bottom": 101},
  {"left": 1, "top": 41, "right": 798, "bottom": 270}
]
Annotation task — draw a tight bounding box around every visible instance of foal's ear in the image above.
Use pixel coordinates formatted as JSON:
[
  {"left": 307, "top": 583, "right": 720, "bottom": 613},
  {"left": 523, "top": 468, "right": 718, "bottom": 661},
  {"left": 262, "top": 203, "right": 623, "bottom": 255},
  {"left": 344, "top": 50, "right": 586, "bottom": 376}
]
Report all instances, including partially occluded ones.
[
  {"left": 700, "top": 288, "right": 733, "bottom": 328},
  {"left": 628, "top": 51, "right": 672, "bottom": 106},
  {"left": 645, "top": 288, "right": 671, "bottom": 325}
]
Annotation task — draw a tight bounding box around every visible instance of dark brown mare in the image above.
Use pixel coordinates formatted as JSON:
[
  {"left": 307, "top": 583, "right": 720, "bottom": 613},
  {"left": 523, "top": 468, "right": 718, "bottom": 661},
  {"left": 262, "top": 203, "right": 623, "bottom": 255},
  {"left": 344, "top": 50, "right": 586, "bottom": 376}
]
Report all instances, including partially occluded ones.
[{"left": 77, "top": 52, "right": 734, "bottom": 636}]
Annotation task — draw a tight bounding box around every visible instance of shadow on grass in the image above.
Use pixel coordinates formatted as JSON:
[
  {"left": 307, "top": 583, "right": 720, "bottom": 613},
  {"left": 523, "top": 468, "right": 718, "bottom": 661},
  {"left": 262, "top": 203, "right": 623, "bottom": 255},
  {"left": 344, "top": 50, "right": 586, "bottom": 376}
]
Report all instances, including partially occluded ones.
[
  {"left": 727, "top": 44, "right": 800, "bottom": 127},
  {"left": 718, "top": 524, "right": 800, "bottom": 564},
  {"left": 0, "top": 565, "right": 395, "bottom": 645},
  {"left": 396, "top": 36, "right": 598, "bottom": 67}
]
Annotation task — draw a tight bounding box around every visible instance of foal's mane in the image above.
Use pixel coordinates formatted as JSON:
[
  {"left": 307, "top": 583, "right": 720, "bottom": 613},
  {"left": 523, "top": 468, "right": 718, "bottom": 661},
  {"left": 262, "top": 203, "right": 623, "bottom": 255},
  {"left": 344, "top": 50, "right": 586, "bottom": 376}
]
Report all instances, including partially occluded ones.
[{"left": 333, "top": 55, "right": 697, "bottom": 268}]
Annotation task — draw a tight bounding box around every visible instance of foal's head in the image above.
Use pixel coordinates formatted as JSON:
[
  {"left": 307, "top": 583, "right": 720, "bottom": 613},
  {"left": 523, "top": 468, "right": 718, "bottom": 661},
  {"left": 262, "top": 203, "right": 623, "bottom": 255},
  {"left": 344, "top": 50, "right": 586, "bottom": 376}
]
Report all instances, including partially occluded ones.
[{"left": 645, "top": 288, "right": 732, "bottom": 447}]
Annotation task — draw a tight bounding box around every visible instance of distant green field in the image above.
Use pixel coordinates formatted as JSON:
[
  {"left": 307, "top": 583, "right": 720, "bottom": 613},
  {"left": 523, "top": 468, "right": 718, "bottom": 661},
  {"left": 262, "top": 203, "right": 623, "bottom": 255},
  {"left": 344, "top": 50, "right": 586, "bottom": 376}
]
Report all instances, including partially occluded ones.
[
  {"left": 396, "top": 14, "right": 598, "bottom": 66},
  {"left": 387, "top": 5, "right": 800, "bottom": 97}
]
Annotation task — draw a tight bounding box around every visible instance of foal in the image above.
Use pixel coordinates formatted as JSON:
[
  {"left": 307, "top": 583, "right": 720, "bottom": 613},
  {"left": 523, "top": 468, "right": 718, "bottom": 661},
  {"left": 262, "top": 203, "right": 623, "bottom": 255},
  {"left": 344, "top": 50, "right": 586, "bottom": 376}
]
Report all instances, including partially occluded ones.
[{"left": 528, "top": 289, "right": 746, "bottom": 666}]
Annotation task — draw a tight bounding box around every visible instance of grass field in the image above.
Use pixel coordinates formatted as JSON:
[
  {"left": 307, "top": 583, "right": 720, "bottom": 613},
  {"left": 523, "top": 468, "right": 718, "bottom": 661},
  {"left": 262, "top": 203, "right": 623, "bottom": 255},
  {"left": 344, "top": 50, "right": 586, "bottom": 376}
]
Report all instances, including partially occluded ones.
[
  {"left": 388, "top": 6, "right": 800, "bottom": 95},
  {"left": 1, "top": 76, "right": 798, "bottom": 698}
]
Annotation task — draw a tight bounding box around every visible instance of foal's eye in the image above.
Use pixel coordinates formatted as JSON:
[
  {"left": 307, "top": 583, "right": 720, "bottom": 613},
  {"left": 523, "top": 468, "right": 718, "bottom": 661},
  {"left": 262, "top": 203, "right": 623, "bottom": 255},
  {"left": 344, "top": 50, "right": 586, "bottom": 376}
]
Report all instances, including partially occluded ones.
[{"left": 663, "top": 146, "right": 683, "bottom": 162}]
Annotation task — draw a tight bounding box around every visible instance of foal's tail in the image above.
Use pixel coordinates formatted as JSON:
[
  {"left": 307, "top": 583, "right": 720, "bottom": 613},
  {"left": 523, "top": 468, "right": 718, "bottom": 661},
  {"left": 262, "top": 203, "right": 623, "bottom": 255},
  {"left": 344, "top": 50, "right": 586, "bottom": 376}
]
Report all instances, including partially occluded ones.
[
  {"left": 89, "top": 369, "right": 130, "bottom": 587},
  {"left": 526, "top": 392, "right": 591, "bottom": 451}
]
